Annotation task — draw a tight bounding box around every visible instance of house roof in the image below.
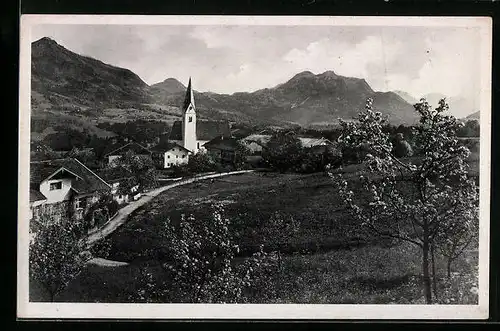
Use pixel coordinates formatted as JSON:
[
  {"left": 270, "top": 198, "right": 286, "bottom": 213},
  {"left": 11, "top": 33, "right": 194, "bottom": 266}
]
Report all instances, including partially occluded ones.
[
  {"left": 203, "top": 136, "right": 240, "bottom": 151},
  {"left": 103, "top": 142, "right": 152, "bottom": 157},
  {"left": 96, "top": 166, "right": 134, "bottom": 183},
  {"left": 149, "top": 141, "right": 190, "bottom": 153},
  {"left": 169, "top": 120, "right": 231, "bottom": 141},
  {"left": 299, "top": 137, "right": 333, "bottom": 148},
  {"left": 30, "top": 158, "right": 111, "bottom": 194},
  {"left": 30, "top": 189, "right": 46, "bottom": 203}
]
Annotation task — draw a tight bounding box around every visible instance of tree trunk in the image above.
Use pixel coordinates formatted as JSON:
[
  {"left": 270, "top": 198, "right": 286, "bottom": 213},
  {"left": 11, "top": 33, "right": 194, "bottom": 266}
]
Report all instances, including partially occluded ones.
[
  {"left": 447, "top": 258, "right": 452, "bottom": 279},
  {"left": 422, "top": 238, "right": 433, "bottom": 304},
  {"left": 431, "top": 243, "right": 438, "bottom": 299}
]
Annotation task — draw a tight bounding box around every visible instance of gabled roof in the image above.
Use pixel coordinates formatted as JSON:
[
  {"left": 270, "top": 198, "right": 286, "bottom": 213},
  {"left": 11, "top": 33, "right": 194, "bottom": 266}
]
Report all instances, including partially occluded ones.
[
  {"left": 169, "top": 120, "right": 231, "bottom": 141},
  {"left": 96, "top": 166, "right": 134, "bottom": 184},
  {"left": 299, "top": 137, "right": 334, "bottom": 148},
  {"left": 149, "top": 141, "right": 190, "bottom": 153},
  {"left": 103, "top": 142, "right": 152, "bottom": 157},
  {"left": 204, "top": 136, "right": 240, "bottom": 151},
  {"left": 30, "top": 158, "right": 111, "bottom": 194}
]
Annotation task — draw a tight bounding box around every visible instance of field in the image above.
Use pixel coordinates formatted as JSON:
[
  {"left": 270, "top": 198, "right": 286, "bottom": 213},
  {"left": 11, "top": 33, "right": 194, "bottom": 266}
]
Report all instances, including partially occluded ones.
[{"left": 40, "top": 162, "right": 479, "bottom": 304}]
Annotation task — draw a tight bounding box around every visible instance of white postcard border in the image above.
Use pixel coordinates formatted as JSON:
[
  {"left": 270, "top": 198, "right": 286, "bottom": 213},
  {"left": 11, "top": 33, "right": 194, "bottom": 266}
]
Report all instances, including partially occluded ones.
[{"left": 17, "top": 14, "right": 492, "bottom": 320}]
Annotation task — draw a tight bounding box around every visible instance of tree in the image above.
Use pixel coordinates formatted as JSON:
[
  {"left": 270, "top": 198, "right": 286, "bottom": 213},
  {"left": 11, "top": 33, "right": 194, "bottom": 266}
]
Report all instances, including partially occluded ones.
[
  {"left": 29, "top": 213, "right": 91, "bottom": 301},
  {"left": 330, "top": 98, "right": 478, "bottom": 304},
  {"left": 262, "top": 132, "right": 304, "bottom": 172},
  {"left": 118, "top": 150, "right": 158, "bottom": 190},
  {"left": 186, "top": 152, "right": 218, "bottom": 173},
  {"left": 233, "top": 141, "right": 251, "bottom": 170},
  {"left": 133, "top": 204, "right": 277, "bottom": 303}
]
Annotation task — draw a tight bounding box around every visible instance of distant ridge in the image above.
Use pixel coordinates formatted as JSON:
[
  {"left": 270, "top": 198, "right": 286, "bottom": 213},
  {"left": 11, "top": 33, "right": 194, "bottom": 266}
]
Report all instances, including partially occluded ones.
[{"left": 31, "top": 37, "right": 419, "bottom": 126}]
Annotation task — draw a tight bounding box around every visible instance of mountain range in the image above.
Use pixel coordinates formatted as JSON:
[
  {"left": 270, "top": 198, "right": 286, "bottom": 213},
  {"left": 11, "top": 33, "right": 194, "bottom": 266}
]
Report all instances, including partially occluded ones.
[
  {"left": 31, "top": 37, "right": 437, "bottom": 130},
  {"left": 392, "top": 91, "right": 478, "bottom": 120}
]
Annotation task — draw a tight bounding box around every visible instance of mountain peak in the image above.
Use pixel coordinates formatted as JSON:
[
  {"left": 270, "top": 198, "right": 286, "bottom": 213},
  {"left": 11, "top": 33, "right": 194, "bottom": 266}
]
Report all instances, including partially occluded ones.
[
  {"left": 318, "top": 70, "right": 338, "bottom": 78},
  {"left": 33, "top": 37, "right": 59, "bottom": 46}
]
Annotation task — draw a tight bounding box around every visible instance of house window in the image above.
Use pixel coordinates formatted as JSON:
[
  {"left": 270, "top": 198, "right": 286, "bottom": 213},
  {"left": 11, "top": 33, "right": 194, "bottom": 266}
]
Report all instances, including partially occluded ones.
[
  {"left": 49, "top": 181, "right": 62, "bottom": 190},
  {"left": 182, "top": 154, "right": 186, "bottom": 158},
  {"left": 176, "top": 155, "right": 179, "bottom": 159},
  {"left": 189, "top": 116, "right": 193, "bottom": 123}
]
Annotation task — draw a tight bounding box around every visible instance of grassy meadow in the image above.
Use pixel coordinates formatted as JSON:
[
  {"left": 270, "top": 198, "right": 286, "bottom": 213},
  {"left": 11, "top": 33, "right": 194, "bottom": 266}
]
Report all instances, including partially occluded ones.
[{"left": 39, "top": 153, "right": 480, "bottom": 304}]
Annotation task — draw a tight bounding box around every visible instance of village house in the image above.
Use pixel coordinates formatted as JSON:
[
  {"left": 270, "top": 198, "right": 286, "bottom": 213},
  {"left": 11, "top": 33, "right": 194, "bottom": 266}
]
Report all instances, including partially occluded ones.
[
  {"left": 203, "top": 135, "right": 240, "bottom": 164},
  {"left": 240, "top": 134, "right": 335, "bottom": 154},
  {"left": 102, "top": 142, "right": 152, "bottom": 167},
  {"left": 96, "top": 166, "right": 140, "bottom": 204},
  {"left": 168, "top": 78, "right": 231, "bottom": 154},
  {"left": 150, "top": 140, "right": 191, "bottom": 169},
  {"left": 29, "top": 158, "right": 112, "bottom": 223}
]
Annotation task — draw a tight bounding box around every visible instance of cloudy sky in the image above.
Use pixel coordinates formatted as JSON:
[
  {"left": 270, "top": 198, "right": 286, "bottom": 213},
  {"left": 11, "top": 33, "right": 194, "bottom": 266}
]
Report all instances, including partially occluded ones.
[{"left": 31, "top": 24, "right": 481, "bottom": 102}]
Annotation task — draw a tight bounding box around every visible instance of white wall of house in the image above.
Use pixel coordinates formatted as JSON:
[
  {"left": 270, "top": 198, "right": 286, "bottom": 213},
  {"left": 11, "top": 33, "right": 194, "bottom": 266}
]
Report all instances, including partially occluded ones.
[
  {"left": 108, "top": 155, "right": 122, "bottom": 166},
  {"left": 163, "top": 147, "right": 190, "bottom": 168},
  {"left": 39, "top": 178, "right": 73, "bottom": 204}
]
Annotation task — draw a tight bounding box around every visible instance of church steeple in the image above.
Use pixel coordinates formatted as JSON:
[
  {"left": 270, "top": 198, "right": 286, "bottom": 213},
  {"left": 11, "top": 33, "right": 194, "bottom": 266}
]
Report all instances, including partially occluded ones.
[
  {"left": 182, "top": 77, "right": 195, "bottom": 112},
  {"left": 182, "top": 77, "right": 197, "bottom": 153}
]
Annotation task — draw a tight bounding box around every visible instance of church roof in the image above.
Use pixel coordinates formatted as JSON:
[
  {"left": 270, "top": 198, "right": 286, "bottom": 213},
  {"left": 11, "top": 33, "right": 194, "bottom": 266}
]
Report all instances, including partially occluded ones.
[
  {"left": 182, "top": 77, "right": 195, "bottom": 112},
  {"left": 203, "top": 136, "right": 240, "bottom": 151},
  {"left": 169, "top": 120, "right": 232, "bottom": 141}
]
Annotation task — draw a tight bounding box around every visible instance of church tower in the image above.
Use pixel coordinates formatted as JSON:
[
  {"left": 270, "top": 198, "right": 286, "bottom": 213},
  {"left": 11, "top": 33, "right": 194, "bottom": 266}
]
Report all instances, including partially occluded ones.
[{"left": 182, "top": 77, "right": 197, "bottom": 153}]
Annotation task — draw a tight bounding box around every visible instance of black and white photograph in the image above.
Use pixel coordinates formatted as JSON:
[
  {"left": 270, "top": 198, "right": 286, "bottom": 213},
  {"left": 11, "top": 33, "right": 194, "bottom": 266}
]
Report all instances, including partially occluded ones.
[{"left": 17, "top": 15, "right": 492, "bottom": 319}]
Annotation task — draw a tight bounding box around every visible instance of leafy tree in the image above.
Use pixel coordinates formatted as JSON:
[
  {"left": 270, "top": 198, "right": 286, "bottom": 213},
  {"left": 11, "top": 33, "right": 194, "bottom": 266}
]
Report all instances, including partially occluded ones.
[
  {"left": 233, "top": 141, "right": 251, "bottom": 170},
  {"left": 262, "top": 132, "right": 304, "bottom": 172},
  {"left": 29, "top": 214, "right": 91, "bottom": 302},
  {"left": 456, "top": 119, "right": 480, "bottom": 138},
  {"left": 118, "top": 150, "right": 158, "bottom": 190},
  {"left": 84, "top": 194, "right": 119, "bottom": 229},
  {"left": 187, "top": 152, "right": 218, "bottom": 173},
  {"left": 331, "top": 98, "right": 478, "bottom": 304},
  {"left": 392, "top": 133, "right": 414, "bottom": 158},
  {"left": 133, "top": 205, "right": 278, "bottom": 303}
]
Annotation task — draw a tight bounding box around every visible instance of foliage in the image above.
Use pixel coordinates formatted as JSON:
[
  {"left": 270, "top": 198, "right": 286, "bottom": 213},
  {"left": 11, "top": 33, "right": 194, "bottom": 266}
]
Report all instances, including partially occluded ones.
[
  {"left": 233, "top": 141, "right": 252, "bottom": 170},
  {"left": 97, "top": 120, "right": 170, "bottom": 145},
  {"left": 456, "top": 119, "right": 480, "bottom": 138},
  {"left": 330, "top": 98, "right": 479, "bottom": 304},
  {"left": 392, "top": 133, "right": 414, "bottom": 158},
  {"left": 262, "top": 132, "right": 304, "bottom": 172},
  {"left": 132, "top": 204, "right": 278, "bottom": 303},
  {"left": 187, "top": 152, "right": 218, "bottom": 174},
  {"left": 118, "top": 150, "right": 158, "bottom": 190},
  {"left": 84, "top": 194, "right": 119, "bottom": 229},
  {"left": 29, "top": 214, "right": 91, "bottom": 301}
]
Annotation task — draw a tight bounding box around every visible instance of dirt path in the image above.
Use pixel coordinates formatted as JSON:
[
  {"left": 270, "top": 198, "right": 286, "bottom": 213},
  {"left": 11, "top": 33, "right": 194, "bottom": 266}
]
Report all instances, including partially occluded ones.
[
  {"left": 86, "top": 170, "right": 255, "bottom": 247},
  {"left": 87, "top": 257, "right": 129, "bottom": 267}
]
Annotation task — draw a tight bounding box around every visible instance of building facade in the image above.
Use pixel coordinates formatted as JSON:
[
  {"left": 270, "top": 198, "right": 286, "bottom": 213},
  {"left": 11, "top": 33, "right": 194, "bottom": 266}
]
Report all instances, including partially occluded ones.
[{"left": 168, "top": 78, "right": 232, "bottom": 154}]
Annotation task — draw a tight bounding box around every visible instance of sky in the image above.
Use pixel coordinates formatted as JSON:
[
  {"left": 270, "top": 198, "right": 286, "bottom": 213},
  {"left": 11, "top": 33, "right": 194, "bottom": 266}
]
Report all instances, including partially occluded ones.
[{"left": 31, "top": 24, "right": 482, "bottom": 103}]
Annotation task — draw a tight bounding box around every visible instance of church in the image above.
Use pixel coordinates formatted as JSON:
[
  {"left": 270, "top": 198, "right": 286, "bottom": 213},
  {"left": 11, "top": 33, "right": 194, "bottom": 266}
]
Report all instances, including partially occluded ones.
[{"left": 167, "top": 78, "right": 231, "bottom": 152}]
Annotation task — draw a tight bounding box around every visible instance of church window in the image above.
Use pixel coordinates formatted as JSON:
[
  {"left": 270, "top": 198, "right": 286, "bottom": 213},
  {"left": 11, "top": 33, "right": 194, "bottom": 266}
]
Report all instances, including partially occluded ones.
[
  {"left": 167, "top": 155, "right": 170, "bottom": 159},
  {"left": 189, "top": 116, "right": 193, "bottom": 123},
  {"left": 197, "top": 142, "right": 200, "bottom": 149}
]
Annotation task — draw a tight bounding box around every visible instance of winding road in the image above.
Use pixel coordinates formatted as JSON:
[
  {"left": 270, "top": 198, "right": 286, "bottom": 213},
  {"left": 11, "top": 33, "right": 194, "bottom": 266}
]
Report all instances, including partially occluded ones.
[{"left": 86, "top": 170, "right": 255, "bottom": 248}]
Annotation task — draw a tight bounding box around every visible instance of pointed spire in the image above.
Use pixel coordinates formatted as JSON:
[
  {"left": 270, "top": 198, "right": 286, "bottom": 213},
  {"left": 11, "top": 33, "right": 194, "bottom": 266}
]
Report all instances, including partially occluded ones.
[{"left": 182, "top": 77, "right": 195, "bottom": 112}]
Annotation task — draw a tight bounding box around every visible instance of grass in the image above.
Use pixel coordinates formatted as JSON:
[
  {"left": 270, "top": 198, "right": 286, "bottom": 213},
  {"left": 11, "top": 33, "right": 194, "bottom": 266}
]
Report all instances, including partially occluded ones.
[{"left": 38, "top": 160, "right": 479, "bottom": 304}]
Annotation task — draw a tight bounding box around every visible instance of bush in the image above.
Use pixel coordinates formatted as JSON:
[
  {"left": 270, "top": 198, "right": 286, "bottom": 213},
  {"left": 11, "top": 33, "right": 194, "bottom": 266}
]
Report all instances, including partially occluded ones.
[{"left": 187, "top": 152, "right": 218, "bottom": 173}]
